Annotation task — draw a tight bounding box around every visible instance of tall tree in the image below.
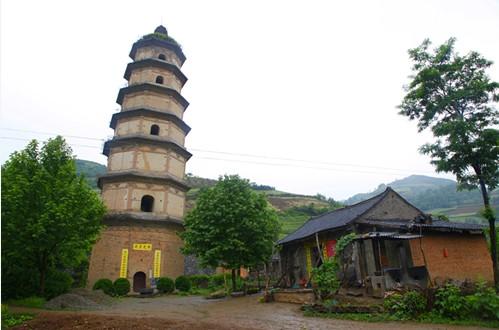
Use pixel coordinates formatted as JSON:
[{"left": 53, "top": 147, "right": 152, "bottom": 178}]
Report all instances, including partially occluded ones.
[
  {"left": 1, "top": 137, "right": 105, "bottom": 297},
  {"left": 399, "top": 38, "right": 499, "bottom": 287},
  {"left": 181, "top": 175, "right": 280, "bottom": 291}
]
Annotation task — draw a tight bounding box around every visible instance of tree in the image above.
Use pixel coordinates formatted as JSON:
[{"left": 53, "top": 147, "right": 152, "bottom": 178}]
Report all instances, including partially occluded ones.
[
  {"left": 1, "top": 137, "right": 106, "bottom": 297},
  {"left": 398, "top": 38, "right": 499, "bottom": 288},
  {"left": 181, "top": 175, "right": 280, "bottom": 291}
]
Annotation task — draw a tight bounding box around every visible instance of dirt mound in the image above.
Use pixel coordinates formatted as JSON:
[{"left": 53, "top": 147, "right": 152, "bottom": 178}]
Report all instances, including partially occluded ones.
[{"left": 45, "top": 288, "right": 114, "bottom": 310}]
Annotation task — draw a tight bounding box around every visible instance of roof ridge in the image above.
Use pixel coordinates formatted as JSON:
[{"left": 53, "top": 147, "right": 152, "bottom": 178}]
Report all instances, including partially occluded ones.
[{"left": 306, "top": 187, "right": 391, "bottom": 221}]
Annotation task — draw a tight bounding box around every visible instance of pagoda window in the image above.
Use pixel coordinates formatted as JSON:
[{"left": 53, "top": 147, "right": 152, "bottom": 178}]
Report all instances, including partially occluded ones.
[
  {"left": 155, "top": 75, "right": 164, "bottom": 84},
  {"left": 140, "top": 195, "right": 154, "bottom": 212},
  {"left": 158, "top": 54, "right": 166, "bottom": 60},
  {"left": 150, "top": 124, "right": 159, "bottom": 135}
]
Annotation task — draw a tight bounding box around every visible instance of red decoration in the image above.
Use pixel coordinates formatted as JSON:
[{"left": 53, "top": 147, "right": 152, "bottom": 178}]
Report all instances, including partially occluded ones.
[
  {"left": 443, "top": 248, "right": 449, "bottom": 258},
  {"left": 326, "top": 240, "right": 337, "bottom": 257}
]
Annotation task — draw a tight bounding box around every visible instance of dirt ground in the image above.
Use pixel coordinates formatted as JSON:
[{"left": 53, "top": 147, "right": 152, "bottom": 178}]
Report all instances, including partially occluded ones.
[{"left": 10, "top": 294, "right": 494, "bottom": 330}]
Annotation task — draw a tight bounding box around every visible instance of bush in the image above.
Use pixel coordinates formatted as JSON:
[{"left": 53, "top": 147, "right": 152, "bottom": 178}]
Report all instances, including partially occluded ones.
[
  {"left": 175, "top": 276, "right": 192, "bottom": 292},
  {"left": 156, "top": 277, "right": 175, "bottom": 294},
  {"left": 113, "top": 278, "right": 130, "bottom": 296},
  {"left": 434, "top": 283, "right": 468, "bottom": 319},
  {"left": 312, "top": 259, "right": 339, "bottom": 298},
  {"left": 209, "top": 274, "right": 228, "bottom": 287},
  {"left": 6, "top": 296, "right": 46, "bottom": 308},
  {"left": 384, "top": 291, "right": 427, "bottom": 319},
  {"left": 44, "top": 270, "right": 73, "bottom": 299},
  {"left": 92, "top": 278, "right": 114, "bottom": 296},
  {"left": 188, "top": 275, "right": 210, "bottom": 289},
  {"left": 466, "top": 282, "right": 499, "bottom": 320}
]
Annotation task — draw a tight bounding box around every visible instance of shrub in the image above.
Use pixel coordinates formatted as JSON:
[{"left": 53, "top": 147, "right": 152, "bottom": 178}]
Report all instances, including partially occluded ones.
[
  {"left": 44, "top": 270, "right": 73, "bottom": 299},
  {"left": 465, "top": 282, "right": 499, "bottom": 320},
  {"left": 312, "top": 259, "right": 340, "bottom": 298},
  {"left": 209, "top": 274, "right": 228, "bottom": 287},
  {"left": 113, "top": 278, "right": 130, "bottom": 296},
  {"left": 189, "top": 275, "right": 210, "bottom": 289},
  {"left": 175, "top": 276, "right": 192, "bottom": 292},
  {"left": 384, "top": 291, "right": 427, "bottom": 319},
  {"left": 434, "top": 284, "right": 468, "bottom": 319},
  {"left": 92, "top": 278, "right": 114, "bottom": 296},
  {"left": 156, "top": 277, "right": 175, "bottom": 294}
]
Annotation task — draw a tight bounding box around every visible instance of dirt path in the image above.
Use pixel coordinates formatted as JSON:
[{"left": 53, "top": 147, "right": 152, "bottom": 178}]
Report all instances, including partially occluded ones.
[{"left": 11, "top": 294, "right": 493, "bottom": 330}]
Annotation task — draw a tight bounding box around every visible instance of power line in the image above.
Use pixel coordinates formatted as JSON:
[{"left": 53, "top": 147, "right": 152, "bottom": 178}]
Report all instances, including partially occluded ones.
[{"left": 0, "top": 127, "right": 434, "bottom": 174}]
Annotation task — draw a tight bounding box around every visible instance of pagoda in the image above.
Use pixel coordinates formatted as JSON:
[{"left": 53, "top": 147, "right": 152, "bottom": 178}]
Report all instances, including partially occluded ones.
[{"left": 87, "top": 26, "right": 191, "bottom": 292}]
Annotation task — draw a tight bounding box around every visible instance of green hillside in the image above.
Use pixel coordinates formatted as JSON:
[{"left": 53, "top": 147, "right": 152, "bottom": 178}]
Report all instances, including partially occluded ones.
[
  {"left": 75, "top": 159, "right": 106, "bottom": 189},
  {"left": 344, "top": 175, "right": 499, "bottom": 224}
]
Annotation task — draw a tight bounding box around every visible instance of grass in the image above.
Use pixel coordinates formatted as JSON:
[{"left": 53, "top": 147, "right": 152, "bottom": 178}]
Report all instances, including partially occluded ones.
[
  {"left": 1, "top": 305, "right": 34, "bottom": 328},
  {"left": 303, "top": 310, "right": 499, "bottom": 328},
  {"left": 6, "top": 296, "right": 46, "bottom": 309}
]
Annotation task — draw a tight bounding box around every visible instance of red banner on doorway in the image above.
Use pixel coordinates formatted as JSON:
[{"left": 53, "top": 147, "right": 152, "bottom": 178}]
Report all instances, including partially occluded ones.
[{"left": 326, "top": 240, "right": 337, "bottom": 257}]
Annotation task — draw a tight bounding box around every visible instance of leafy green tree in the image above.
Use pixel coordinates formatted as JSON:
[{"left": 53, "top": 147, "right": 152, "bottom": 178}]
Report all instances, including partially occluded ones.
[
  {"left": 1, "top": 137, "right": 105, "bottom": 297},
  {"left": 399, "top": 38, "right": 499, "bottom": 287},
  {"left": 181, "top": 175, "right": 280, "bottom": 291}
]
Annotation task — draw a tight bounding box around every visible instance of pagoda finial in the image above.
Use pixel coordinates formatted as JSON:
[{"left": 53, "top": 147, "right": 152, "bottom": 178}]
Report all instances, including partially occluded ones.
[{"left": 154, "top": 25, "right": 168, "bottom": 35}]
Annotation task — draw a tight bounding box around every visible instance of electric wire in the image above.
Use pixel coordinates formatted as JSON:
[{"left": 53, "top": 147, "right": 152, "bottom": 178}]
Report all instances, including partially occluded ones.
[{"left": 0, "top": 127, "right": 435, "bottom": 175}]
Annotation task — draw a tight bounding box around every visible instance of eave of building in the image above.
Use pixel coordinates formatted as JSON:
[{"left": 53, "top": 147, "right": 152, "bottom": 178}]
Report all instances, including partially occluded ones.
[
  {"left": 129, "top": 37, "right": 186, "bottom": 65},
  {"left": 98, "top": 170, "right": 190, "bottom": 191},
  {"left": 103, "top": 211, "right": 184, "bottom": 228},
  {"left": 356, "top": 219, "right": 486, "bottom": 235},
  {"left": 102, "top": 135, "right": 192, "bottom": 160},
  {"left": 124, "top": 59, "right": 188, "bottom": 86},
  {"left": 116, "top": 83, "right": 189, "bottom": 110},
  {"left": 110, "top": 108, "right": 191, "bottom": 135}
]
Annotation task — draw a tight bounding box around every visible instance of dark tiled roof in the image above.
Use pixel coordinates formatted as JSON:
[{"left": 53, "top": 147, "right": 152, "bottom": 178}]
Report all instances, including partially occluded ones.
[
  {"left": 358, "top": 219, "right": 486, "bottom": 234},
  {"left": 278, "top": 188, "right": 391, "bottom": 245}
]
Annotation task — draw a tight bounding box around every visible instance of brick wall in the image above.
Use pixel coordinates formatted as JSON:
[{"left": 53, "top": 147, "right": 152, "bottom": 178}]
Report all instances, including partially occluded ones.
[
  {"left": 87, "top": 224, "right": 184, "bottom": 289},
  {"left": 409, "top": 233, "right": 493, "bottom": 282}
]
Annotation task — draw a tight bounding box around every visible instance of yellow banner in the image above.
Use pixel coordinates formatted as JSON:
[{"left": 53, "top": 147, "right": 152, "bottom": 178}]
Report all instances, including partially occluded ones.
[
  {"left": 133, "top": 243, "right": 152, "bottom": 251},
  {"left": 120, "top": 249, "right": 128, "bottom": 278},
  {"left": 305, "top": 246, "right": 312, "bottom": 277},
  {"left": 153, "top": 250, "right": 161, "bottom": 278}
]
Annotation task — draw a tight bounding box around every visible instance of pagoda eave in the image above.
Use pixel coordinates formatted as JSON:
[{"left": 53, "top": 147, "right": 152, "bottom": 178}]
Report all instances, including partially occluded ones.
[
  {"left": 129, "top": 37, "right": 186, "bottom": 65},
  {"left": 116, "top": 83, "right": 189, "bottom": 109},
  {"left": 103, "top": 135, "right": 192, "bottom": 160},
  {"left": 103, "top": 211, "right": 184, "bottom": 228},
  {"left": 124, "top": 59, "right": 188, "bottom": 86},
  {"left": 98, "top": 170, "right": 190, "bottom": 191},
  {"left": 109, "top": 108, "right": 191, "bottom": 135}
]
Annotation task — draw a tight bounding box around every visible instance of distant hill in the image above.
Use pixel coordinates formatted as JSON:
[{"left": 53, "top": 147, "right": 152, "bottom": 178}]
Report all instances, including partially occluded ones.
[
  {"left": 344, "top": 175, "right": 499, "bottom": 224},
  {"left": 75, "top": 159, "right": 106, "bottom": 189}
]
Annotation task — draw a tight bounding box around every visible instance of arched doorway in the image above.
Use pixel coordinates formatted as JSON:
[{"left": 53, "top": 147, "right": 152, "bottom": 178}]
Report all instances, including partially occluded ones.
[{"left": 133, "top": 271, "right": 146, "bottom": 292}]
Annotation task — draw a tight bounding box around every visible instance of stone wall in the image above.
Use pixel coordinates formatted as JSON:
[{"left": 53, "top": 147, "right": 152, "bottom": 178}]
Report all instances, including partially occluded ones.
[
  {"left": 107, "top": 145, "right": 186, "bottom": 179},
  {"left": 360, "top": 190, "right": 422, "bottom": 220},
  {"left": 122, "top": 91, "right": 185, "bottom": 119},
  {"left": 101, "top": 181, "right": 185, "bottom": 218},
  {"left": 115, "top": 117, "right": 186, "bottom": 145}
]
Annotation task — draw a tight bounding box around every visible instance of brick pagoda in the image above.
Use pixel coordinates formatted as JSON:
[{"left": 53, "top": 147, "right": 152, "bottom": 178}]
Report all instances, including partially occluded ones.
[{"left": 87, "top": 26, "right": 191, "bottom": 292}]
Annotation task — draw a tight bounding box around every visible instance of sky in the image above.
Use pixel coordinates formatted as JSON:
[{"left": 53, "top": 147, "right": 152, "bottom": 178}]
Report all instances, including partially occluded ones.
[{"left": 1, "top": 0, "right": 498, "bottom": 200}]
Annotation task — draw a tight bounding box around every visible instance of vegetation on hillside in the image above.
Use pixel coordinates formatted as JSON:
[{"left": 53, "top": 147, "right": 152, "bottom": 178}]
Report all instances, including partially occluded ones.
[
  {"left": 345, "top": 175, "right": 499, "bottom": 224},
  {"left": 75, "top": 159, "right": 106, "bottom": 189}
]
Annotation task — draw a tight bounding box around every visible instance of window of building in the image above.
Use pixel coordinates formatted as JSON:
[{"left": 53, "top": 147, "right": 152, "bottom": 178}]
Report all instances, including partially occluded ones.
[
  {"left": 158, "top": 54, "right": 166, "bottom": 60},
  {"left": 155, "top": 76, "right": 164, "bottom": 84},
  {"left": 150, "top": 124, "right": 159, "bottom": 135},
  {"left": 140, "top": 195, "right": 154, "bottom": 212}
]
